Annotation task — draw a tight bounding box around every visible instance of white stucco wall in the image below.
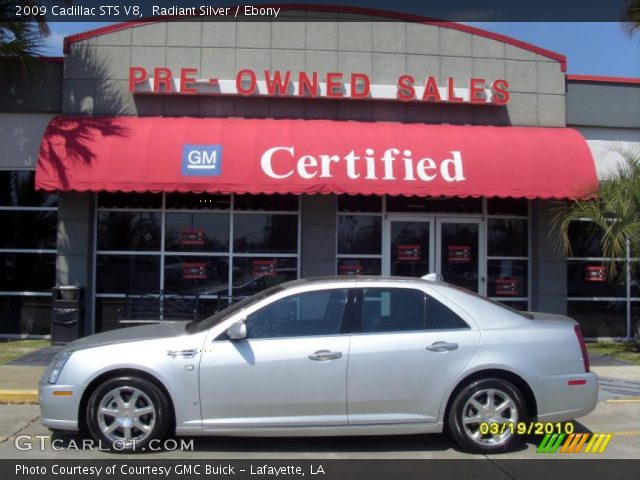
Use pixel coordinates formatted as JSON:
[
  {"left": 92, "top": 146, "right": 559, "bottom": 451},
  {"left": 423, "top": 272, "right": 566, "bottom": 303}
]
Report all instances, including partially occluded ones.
[{"left": 577, "top": 126, "right": 640, "bottom": 180}]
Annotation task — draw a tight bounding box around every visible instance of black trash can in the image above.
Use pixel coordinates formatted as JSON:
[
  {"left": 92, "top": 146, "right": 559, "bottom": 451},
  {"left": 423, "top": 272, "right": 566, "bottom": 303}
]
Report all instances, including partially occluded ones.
[{"left": 51, "top": 286, "right": 84, "bottom": 345}]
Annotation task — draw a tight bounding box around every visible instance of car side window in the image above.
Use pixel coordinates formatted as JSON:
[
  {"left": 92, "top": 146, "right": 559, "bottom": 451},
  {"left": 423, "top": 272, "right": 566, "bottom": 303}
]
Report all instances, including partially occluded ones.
[
  {"left": 245, "top": 289, "right": 348, "bottom": 339},
  {"left": 359, "top": 288, "right": 469, "bottom": 333},
  {"left": 360, "top": 288, "right": 426, "bottom": 332},
  {"left": 426, "top": 295, "right": 470, "bottom": 330}
]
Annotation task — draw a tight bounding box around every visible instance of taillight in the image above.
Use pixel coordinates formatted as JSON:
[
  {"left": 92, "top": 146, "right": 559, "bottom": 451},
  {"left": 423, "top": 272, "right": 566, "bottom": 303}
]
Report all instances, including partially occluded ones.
[{"left": 574, "top": 324, "right": 590, "bottom": 372}]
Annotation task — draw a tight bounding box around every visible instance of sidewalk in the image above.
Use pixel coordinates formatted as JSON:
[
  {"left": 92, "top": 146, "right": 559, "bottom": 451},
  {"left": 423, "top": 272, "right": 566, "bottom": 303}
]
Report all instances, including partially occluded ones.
[{"left": 0, "top": 365, "right": 45, "bottom": 404}]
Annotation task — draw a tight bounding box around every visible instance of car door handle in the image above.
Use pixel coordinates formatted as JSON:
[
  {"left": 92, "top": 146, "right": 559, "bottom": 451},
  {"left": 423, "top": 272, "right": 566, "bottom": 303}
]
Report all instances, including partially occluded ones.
[
  {"left": 308, "top": 350, "right": 342, "bottom": 361},
  {"left": 426, "top": 342, "right": 458, "bottom": 352},
  {"left": 166, "top": 348, "right": 199, "bottom": 359}
]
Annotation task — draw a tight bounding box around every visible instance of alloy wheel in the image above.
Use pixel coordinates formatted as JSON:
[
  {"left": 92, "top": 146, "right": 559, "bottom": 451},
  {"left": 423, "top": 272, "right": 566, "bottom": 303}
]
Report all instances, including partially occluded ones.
[
  {"left": 461, "top": 388, "right": 518, "bottom": 447},
  {"left": 96, "top": 386, "right": 157, "bottom": 447}
]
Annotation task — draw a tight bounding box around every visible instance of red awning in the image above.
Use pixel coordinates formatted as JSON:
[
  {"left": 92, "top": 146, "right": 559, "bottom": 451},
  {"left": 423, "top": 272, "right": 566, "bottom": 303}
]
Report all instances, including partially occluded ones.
[{"left": 35, "top": 116, "right": 597, "bottom": 199}]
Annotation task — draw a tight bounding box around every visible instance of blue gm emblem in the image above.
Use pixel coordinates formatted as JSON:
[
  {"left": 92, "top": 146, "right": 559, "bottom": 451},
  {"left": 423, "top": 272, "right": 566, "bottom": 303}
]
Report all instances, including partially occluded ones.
[{"left": 182, "top": 145, "right": 222, "bottom": 176}]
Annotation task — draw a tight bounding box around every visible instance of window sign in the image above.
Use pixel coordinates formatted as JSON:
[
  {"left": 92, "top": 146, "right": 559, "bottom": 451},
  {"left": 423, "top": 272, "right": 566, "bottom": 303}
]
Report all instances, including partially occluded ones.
[
  {"left": 182, "top": 262, "right": 207, "bottom": 280},
  {"left": 495, "top": 278, "right": 519, "bottom": 296},
  {"left": 397, "top": 244, "right": 421, "bottom": 262},
  {"left": 253, "top": 259, "right": 277, "bottom": 277},
  {"left": 339, "top": 264, "right": 363, "bottom": 276},
  {"left": 584, "top": 265, "right": 606, "bottom": 283},
  {"left": 448, "top": 245, "right": 471, "bottom": 263},
  {"left": 180, "top": 228, "right": 206, "bottom": 247}
]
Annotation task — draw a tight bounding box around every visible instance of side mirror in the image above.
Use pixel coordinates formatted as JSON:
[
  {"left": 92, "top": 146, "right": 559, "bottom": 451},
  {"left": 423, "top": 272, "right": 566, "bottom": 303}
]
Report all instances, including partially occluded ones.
[{"left": 226, "top": 321, "right": 247, "bottom": 340}]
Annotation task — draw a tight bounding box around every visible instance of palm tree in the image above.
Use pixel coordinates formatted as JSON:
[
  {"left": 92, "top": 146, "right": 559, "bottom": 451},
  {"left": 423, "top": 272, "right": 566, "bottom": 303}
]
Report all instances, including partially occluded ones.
[
  {"left": 550, "top": 145, "right": 640, "bottom": 280},
  {"left": 622, "top": 0, "right": 640, "bottom": 36},
  {"left": 0, "top": 0, "right": 69, "bottom": 71}
]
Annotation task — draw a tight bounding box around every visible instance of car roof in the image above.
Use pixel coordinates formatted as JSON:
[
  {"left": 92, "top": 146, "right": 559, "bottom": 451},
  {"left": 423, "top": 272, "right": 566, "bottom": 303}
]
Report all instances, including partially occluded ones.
[{"left": 280, "top": 275, "right": 445, "bottom": 289}]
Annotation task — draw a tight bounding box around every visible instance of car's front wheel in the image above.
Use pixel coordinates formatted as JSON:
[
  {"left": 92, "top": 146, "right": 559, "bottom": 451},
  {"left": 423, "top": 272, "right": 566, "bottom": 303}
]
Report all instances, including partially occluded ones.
[
  {"left": 447, "top": 378, "right": 526, "bottom": 454},
  {"left": 86, "top": 376, "right": 170, "bottom": 452}
]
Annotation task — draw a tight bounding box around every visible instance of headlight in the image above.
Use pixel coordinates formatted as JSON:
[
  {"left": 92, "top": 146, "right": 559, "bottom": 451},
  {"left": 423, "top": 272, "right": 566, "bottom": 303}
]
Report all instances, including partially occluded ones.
[{"left": 48, "top": 351, "right": 73, "bottom": 384}]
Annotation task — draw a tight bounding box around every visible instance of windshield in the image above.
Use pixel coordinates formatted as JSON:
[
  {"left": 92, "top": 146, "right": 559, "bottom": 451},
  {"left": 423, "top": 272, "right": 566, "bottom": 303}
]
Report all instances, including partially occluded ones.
[{"left": 186, "top": 284, "right": 285, "bottom": 333}]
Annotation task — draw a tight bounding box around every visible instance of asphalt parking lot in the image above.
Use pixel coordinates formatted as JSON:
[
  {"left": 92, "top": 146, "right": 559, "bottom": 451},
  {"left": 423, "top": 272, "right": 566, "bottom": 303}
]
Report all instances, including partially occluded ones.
[{"left": 0, "top": 393, "right": 638, "bottom": 460}]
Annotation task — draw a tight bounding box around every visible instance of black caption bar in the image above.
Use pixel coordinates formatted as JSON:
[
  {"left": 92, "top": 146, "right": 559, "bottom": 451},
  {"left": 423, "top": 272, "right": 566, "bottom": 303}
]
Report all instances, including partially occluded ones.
[
  {"left": 3, "top": 460, "right": 640, "bottom": 480},
  {"left": 5, "top": 0, "right": 633, "bottom": 22}
]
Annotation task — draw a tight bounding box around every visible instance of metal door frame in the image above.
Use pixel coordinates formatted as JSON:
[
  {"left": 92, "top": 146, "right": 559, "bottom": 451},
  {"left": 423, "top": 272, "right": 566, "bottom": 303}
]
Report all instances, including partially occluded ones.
[
  {"left": 435, "top": 217, "right": 486, "bottom": 296},
  {"left": 383, "top": 215, "right": 435, "bottom": 276}
]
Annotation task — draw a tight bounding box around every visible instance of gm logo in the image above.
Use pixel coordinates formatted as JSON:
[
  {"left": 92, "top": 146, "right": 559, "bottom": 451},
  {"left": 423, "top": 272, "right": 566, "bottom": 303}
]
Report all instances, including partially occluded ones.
[{"left": 182, "top": 145, "right": 222, "bottom": 176}]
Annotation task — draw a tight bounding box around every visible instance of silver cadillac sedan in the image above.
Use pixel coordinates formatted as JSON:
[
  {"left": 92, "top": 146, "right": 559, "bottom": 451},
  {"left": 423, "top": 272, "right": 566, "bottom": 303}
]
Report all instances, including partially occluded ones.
[{"left": 40, "top": 275, "right": 597, "bottom": 454}]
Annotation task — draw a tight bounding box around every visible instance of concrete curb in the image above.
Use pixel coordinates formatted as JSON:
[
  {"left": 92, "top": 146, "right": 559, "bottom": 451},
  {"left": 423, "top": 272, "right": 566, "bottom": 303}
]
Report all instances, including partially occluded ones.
[{"left": 0, "top": 390, "right": 38, "bottom": 405}]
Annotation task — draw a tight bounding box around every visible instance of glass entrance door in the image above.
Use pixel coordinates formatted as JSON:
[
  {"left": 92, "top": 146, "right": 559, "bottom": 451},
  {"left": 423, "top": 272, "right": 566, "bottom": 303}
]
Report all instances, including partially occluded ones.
[
  {"left": 384, "top": 216, "right": 485, "bottom": 295},
  {"left": 436, "top": 219, "right": 484, "bottom": 294},
  {"left": 384, "top": 217, "right": 434, "bottom": 277}
]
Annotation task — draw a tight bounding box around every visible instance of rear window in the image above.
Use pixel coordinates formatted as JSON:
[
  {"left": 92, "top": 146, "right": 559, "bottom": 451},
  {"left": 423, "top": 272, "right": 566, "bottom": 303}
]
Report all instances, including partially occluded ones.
[{"left": 446, "top": 284, "right": 534, "bottom": 319}]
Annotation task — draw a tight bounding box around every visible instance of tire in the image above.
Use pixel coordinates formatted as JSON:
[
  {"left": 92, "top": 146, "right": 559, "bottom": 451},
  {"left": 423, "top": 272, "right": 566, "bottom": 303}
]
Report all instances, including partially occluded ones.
[
  {"left": 86, "top": 376, "right": 170, "bottom": 452},
  {"left": 447, "top": 378, "right": 526, "bottom": 454}
]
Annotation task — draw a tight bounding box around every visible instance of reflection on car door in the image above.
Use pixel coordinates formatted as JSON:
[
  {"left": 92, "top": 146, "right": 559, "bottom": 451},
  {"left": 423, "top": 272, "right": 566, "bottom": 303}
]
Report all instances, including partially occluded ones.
[
  {"left": 347, "top": 287, "right": 480, "bottom": 425},
  {"left": 199, "top": 288, "right": 351, "bottom": 428}
]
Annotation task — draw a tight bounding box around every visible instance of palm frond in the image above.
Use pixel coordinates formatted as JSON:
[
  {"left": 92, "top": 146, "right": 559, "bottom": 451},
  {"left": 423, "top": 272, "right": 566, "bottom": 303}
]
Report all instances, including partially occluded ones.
[
  {"left": 621, "top": 0, "right": 640, "bottom": 36},
  {"left": 550, "top": 145, "right": 640, "bottom": 281}
]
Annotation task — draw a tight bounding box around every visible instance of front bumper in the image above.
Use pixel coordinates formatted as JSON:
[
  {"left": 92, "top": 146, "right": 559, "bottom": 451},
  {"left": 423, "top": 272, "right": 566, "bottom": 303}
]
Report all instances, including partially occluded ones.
[
  {"left": 38, "top": 381, "right": 84, "bottom": 432},
  {"left": 531, "top": 371, "right": 599, "bottom": 422}
]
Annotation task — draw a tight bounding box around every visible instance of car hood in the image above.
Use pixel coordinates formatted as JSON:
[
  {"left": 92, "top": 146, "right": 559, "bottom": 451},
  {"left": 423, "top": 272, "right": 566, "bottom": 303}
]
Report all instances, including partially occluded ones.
[{"left": 63, "top": 322, "right": 189, "bottom": 352}]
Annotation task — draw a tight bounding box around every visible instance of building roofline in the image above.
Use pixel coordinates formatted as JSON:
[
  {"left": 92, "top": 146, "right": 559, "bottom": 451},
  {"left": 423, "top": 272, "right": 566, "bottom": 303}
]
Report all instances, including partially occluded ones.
[
  {"left": 62, "top": 3, "right": 567, "bottom": 71},
  {"left": 567, "top": 74, "right": 640, "bottom": 85}
]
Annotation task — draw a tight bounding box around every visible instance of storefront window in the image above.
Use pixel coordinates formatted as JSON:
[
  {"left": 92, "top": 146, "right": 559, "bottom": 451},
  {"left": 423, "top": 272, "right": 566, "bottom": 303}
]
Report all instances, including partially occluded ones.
[
  {"left": 335, "top": 196, "right": 530, "bottom": 303},
  {"left": 337, "top": 216, "right": 382, "bottom": 255},
  {"left": 0, "top": 211, "right": 57, "bottom": 250},
  {"left": 165, "top": 213, "right": 230, "bottom": 252},
  {"left": 164, "top": 256, "right": 229, "bottom": 295},
  {"left": 0, "top": 296, "right": 52, "bottom": 336},
  {"left": 96, "top": 255, "right": 161, "bottom": 294},
  {"left": 94, "top": 298, "right": 125, "bottom": 333},
  {"left": 337, "top": 212, "right": 382, "bottom": 275},
  {"left": 487, "top": 208, "right": 529, "bottom": 308},
  {"left": 487, "top": 219, "right": 527, "bottom": 257},
  {"left": 568, "top": 301, "right": 627, "bottom": 338},
  {"left": 0, "top": 171, "right": 57, "bottom": 336},
  {"left": 567, "top": 261, "right": 626, "bottom": 298},
  {"left": 95, "top": 193, "right": 299, "bottom": 331},
  {"left": 233, "top": 214, "right": 298, "bottom": 253},
  {"left": 97, "top": 212, "right": 161, "bottom": 251},
  {"left": 567, "top": 219, "right": 632, "bottom": 338},
  {"left": 232, "top": 257, "right": 298, "bottom": 296},
  {"left": 337, "top": 258, "right": 381, "bottom": 276},
  {"left": 0, "top": 252, "right": 57, "bottom": 291},
  {"left": 567, "top": 221, "right": 604, "bottom": 257},
  {"left": 487, "top": 260, "right": 528, "bottom": 298}
]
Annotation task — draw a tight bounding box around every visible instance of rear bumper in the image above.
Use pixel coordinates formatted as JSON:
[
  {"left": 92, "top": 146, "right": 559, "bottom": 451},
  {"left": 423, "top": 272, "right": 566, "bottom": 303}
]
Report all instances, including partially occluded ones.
[{"left": 531, "top": 371, "right": 598, "bottom": 422}]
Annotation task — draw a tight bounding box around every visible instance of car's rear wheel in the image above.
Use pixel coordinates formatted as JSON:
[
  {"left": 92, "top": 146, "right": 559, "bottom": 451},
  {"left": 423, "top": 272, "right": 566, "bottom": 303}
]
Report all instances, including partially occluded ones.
[
  {"left": 86, "top": 376, "right": 169, "bottom": 452},
  {"left": 447, "top": 378, "right": 526, "bottom": 454}
]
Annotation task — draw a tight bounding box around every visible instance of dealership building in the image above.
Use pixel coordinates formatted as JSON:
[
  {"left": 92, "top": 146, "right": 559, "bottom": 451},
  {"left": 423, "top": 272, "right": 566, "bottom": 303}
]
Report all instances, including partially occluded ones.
[{"left": 1, "top": 7, "right": 639, "bottom": 340}]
